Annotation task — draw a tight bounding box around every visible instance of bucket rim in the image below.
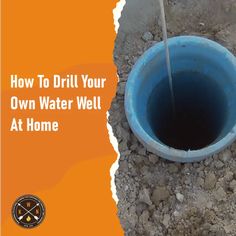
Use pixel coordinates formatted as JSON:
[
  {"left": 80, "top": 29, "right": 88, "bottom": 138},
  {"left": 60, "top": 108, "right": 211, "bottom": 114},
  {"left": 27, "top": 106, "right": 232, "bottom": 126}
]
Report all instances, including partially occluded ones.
[{"left": 125, "top": 35, "right": 236, "bottom": 162}]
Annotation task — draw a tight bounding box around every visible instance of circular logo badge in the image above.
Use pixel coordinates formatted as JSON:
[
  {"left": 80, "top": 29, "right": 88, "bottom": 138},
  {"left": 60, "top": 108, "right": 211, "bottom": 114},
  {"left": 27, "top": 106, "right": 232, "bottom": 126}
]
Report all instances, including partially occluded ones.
[{"left": 12, "top": 195, "right": 45, "bottom": 228}]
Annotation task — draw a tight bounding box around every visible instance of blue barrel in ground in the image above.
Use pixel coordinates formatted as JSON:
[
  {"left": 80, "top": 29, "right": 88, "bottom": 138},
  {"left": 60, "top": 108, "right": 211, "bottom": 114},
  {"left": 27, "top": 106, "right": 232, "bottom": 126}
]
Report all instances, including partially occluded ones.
[{"left": 125, "top": 36, "right": 236, "bottom": 162}]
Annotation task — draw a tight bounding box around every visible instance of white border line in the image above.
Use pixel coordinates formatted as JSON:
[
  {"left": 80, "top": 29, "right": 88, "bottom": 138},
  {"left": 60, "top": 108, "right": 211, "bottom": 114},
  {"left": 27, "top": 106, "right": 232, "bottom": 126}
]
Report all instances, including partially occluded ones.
[
  {"left": 107, "top": 112, "right": 119, "bottom": 203},
  {"left": 113, "top": 0, "right": 126, "bottom": 33},
  {"left": 107, "top": 0, "right": 126, "bottom": 203}
]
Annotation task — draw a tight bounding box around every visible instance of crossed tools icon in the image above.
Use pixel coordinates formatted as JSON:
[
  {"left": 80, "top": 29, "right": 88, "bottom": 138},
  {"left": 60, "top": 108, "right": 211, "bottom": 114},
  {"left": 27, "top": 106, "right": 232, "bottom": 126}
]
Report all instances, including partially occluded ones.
[{"left": 17, "top": 203, "right": 40, "bottom": 221}]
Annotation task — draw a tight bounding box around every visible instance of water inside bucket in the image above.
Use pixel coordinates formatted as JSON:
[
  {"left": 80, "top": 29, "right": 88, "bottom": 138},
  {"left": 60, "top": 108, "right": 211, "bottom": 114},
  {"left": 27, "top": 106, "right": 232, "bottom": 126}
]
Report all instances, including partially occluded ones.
[{"left": 147, "top": 71, "right": 228, "bottom": 150}]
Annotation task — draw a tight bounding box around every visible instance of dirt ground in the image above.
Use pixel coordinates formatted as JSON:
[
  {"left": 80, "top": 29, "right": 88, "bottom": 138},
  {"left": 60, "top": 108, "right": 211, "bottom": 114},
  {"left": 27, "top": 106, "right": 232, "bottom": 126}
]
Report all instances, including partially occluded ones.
[{"left": 109, "top": 0, "right": 236, "bottom": 235}]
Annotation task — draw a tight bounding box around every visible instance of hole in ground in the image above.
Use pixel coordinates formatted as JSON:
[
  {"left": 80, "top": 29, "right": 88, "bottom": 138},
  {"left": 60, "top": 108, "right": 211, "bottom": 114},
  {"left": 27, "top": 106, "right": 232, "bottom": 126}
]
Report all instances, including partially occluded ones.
[{"left": 147, "top": 71, "right": 228, "bottom": 150}]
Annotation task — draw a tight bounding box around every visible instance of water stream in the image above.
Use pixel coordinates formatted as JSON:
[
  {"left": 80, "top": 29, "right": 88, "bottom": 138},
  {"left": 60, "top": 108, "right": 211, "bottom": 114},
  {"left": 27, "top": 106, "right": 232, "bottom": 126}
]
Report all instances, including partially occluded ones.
[{"left": 159, "top": 0, "right": 175, "bottom": 114}]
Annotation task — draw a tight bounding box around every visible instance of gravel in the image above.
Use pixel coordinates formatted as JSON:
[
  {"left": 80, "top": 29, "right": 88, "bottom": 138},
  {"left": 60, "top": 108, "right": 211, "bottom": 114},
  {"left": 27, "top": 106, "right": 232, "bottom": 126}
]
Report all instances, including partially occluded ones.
[
  {"left": 142, "top": 31, "right": 154, "bottom": 42},
  {"left": 151, "top": 186, "right": 170, "bottom": 205},
  {"left": 204, "top": 173, "right": 217, "bottom": 190},
  {"left": 109, "top": 0, "right": 236, "bottom": 235},
  {"left": 176, "top": 193, "right": 184, "bottom": 203}
]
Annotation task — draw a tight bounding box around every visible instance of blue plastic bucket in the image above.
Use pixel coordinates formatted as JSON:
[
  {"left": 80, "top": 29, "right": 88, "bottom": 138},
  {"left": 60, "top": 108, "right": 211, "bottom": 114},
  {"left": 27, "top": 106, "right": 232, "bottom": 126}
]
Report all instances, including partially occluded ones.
[{"left": 125, "top": 36, "right": 236, "bottom": 162}]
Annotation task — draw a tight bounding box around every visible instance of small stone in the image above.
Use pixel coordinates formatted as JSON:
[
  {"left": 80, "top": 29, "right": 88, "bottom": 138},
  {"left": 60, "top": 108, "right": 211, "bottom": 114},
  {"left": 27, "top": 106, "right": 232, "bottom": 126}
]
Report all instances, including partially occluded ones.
[
  {"left": 139, "top": 188, "right": 152, "bottom": 206},
  {"left": 224, "top": 224, "right": 235, "bottom": 234},
  {"left": 136, "top": 203, "right": 147, "bottom": 216},
  {"left": 193, "top": 163, "right": 199, "bottom": 168},
  {"left": 222, "top": 149, "right": 231, "bottom": 163},
  {"left": 153, "top": 210, "right": 162, "bottom": 223},
  {"left": 142, "top": 32, "right": 154, "bottom": 42},
  {"left": 197, "top": 177, "right": 205, "bottom": 187},
  {"left": 184, "top": 178, "right": 191, "bottom": 185},
  {"left": 151, "top": 186, "right": 170, "bottom": 205},
  {"left": 203, "top": 223, "right": 212, "bottom": 230},
  {"left": 210, "top": 225, "right": 226, "bottom": 235},
  {"left": 224, "top": 6, "right": 230, "bottom": 13},
  {"left": 205, "top": 209, "right": 216, "bottom": 222},
  {"left": 162, "top": 214, "right": 170, "bottom": 228},
  {"left": 132, "top": 56, "right": 138, "bottom": 64},
  {"left": 138, "top": 148, "right": 147, "bottom": 156},
  {"left": 133, "top": 155, "right": 144, "bottom": 164},
  {"left": 158, "top": 176, "right": 168, "bottom": 187},
  {"left": 214, "top": 187, "right": 226, "bottom": 202},
  {"left": 206, "top": 201, "right": 213, "bottom": 209},
  {"left": 124, "top": 55, "right": 129, "bottom": 61},
  {"left": 121, "top": 150, "right": 132, "bottom": 156},
  {"left": 215, "top": 161, "right": 224, "bottom": 169},
  {"left": 204, "top": 173, "right": 217, "bottom": 190},
  {"left": 149, "top": 154, "right": 158, "bottom": 164},
  {"left": 154, "top": 34, "right": 161, "bottom": 41},
  {"left": 139, "top": 210, "right": 149, "bottom": 225},
  {"left": 229, "top": 180, "right": 236, "bottom": 192},
  {"left": 224, "top": 171, "right": 234, "bottom": 182},
  {"left": 130, "top": 143, "right": 139, "bottom": 151},
  {"left": 176, "top": 193, "right": 184, "bottom": 202},
  {"left": 216, "top": 177, "right": 224, "bottom": 189},
  {"left": 168, "top": 164, "right": 179, "bottom": 173},
  {"left": 116, "top": 126, "right": 130, "bottom": 141},
  {"left": 117, "top": 82, "right": 126, "bottom": 96},
  {"left": 173, "top": 210, "right": 180, "bottom": 217},
  {"left": 204, "top": 158, "right": 212, "bottom": 166},
  {"left": 119, "top": 160, "right": 128, "bottom": 172},
  {"left": 148, "top": 204, "right": 155, "bottom": 211}
]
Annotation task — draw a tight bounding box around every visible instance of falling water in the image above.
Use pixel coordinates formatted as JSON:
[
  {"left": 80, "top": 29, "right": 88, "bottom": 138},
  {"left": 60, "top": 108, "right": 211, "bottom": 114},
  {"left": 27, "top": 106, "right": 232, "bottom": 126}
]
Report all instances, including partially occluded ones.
[{"left": 159, "top": 0, "right": 175, "bottom": 113}]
